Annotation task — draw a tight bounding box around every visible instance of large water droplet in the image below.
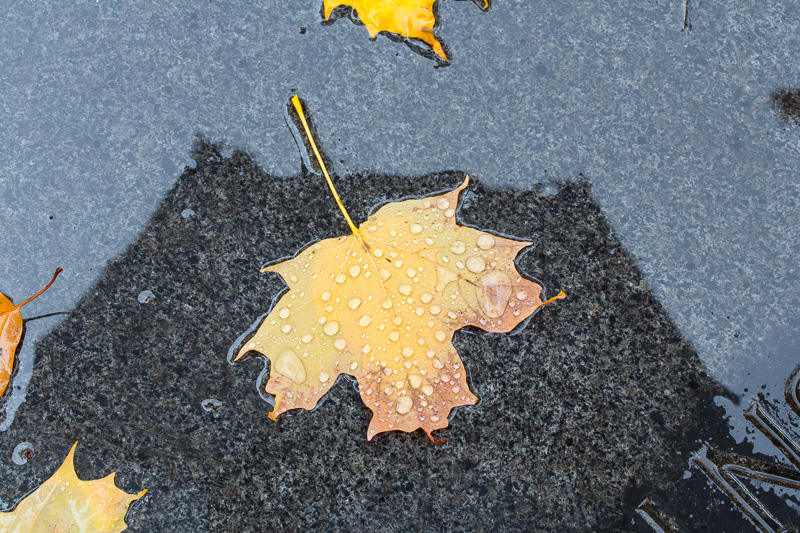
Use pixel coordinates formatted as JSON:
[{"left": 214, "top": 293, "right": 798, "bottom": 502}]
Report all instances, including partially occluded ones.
[
  {"left": 396, "top": 395, "right": 413, "bottom": 414},
  {"left": 434, "top": 265, "right": 458, "bottom": 293},
  {"left": 349, "top": 265, "right": 361, "bottom": 277},
  {"left": 399, "top": 285, "right": 412, "bottom": 296},
  {"left": 274, "top": 348, "right": 306, "bottom": 384},
  {"left": 359, "top": 315, "right": 372, "bottom": 327},
  {"left": 334, "top": 338, "right": 347, "bottom": 350},
  {"left": 409, "top": 375, "right": 422, "bottom": 388},
  {"left": 477, "top": 234, "right": 495, "bottom": 250},
  {"left": 278, "top": 308, "right": 291, "bottom": 319},
  {"left": 466, "top": 256, "right": 486, "bottom": 273},
  {"left": 348, "top": 298, "right": 362, "bottom": 310},
  {"left": 410, "top": 223, "right": 423, "bottom": 234},
  {"left": 448, "top": 241, "right": 465, "bottom": 254},
  {"left": 476, "top": 271, "right": 512, "bottom": 318},
  {"left": 324, "top": 321, "right": 340, "bottom": 336}
]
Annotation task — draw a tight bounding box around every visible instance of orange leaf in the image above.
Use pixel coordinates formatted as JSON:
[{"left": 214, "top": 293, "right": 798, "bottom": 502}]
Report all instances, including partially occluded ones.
[
  {"left": 0, "top": 268, "right": 62, "bottom": 397},
  {"left": 322, "top": 0, "right": 489, "bottom": 61},
  {"left": 234, "top": 97, "right": 563, "bottom": 440},
  {"left": 0, "top": 442, "right": 146, "bottom": 532}
]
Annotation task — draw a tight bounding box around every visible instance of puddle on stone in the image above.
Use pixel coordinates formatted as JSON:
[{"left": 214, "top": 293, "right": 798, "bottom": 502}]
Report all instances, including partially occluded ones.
[
  {"left": 11, "top": 442, "right": 34, "bottom": 465},
  {"left": 201, "top": 398, "right": 223, "bottom": 412},
  {"left": 137, "top": 290, "right": 156, "bottom": 304}
]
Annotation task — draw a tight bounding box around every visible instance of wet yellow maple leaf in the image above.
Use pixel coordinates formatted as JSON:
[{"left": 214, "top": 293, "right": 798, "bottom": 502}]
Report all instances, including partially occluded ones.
[
  {"left": 0, "top": 443, "right": 146, "bottom": 532},
  {"left": 322, "top": 0, "right": 489, "bottom": 61},
  {"left": 0, "top": 268, "right": 62, "bottom": 397},
  {"left": 235, "top": 96, "right": 563, "bottom": 441}
]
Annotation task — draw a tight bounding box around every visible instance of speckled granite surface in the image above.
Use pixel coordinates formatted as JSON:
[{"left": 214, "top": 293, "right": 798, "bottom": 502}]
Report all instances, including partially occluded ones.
[
  {"left": 2, "top": 0, "right": 800, "bottom": 530},
  {"left": 0, "top": 142, "right": 752, "bottom": 531}
]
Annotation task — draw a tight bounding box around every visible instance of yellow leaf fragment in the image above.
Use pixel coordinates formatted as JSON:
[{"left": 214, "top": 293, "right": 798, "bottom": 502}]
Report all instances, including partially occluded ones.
[
  {"left": 0, "top": 293, "right": 23, "bottom": 398},
  {"left": 0, "top": 443, "right": 146, "bottom": 533},
  {"left": 322, "top": 0, "right": 489, "bottom": 61},
  {"left": 238, "top": 178, "right": 562, "bottom": 440}
]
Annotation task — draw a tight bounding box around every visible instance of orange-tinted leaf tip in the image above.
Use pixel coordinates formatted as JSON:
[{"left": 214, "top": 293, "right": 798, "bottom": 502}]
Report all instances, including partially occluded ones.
[{"left": 424, "top": 430, "right": 446, "bottom": 445}]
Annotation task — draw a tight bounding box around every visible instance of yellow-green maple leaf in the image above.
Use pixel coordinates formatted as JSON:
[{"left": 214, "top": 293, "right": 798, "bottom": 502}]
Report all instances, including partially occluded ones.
[
  {"left": 0, "top": 443, "right": 146, "bottom": 532},
  {"left": 235, "top": 96, "right": 563, "bottom": 441}
]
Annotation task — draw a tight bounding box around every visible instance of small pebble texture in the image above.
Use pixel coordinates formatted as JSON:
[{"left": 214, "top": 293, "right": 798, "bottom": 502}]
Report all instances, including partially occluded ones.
[{"left": 0, "top": 142, "right": 743, "bottom": 531}]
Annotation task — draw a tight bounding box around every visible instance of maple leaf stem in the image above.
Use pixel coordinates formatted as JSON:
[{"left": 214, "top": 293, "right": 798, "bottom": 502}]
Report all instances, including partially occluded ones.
[
  {"left": 290, "top": 95, "right": 363, "bottom": 240},
  {"left": 12, "top": 268, "right": 62, "bottom": 311},
  {"left": 535, "top": 291, "right": 566, "bottom": 312}
]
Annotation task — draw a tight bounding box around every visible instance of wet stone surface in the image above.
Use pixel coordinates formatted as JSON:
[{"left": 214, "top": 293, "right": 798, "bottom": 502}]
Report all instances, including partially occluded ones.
[{"left": 0, "top": 141, "right": 754, "bottom": 531}]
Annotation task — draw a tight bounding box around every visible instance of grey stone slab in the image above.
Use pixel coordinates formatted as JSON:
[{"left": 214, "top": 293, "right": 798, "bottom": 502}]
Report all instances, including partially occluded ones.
[
  {"left": 1, "top": 0, "right": 799, "bottom": 528},
  {"left": 1, "top": 1, "right": 799, "bottom": 429}
]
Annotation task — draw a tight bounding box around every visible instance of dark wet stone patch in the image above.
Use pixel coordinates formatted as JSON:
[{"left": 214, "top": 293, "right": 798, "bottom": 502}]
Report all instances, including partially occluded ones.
[
  {"left": 0, "top": 140, "right": 743, "bottom": 531},
  {"left": 771, "top": 87, "right": 800, "bottom": 125}
]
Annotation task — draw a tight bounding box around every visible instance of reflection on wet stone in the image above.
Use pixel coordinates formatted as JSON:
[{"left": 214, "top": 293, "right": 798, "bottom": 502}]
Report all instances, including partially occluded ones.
[{"left": 0, "top": 141, "right": 738, "bottom": 530}]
